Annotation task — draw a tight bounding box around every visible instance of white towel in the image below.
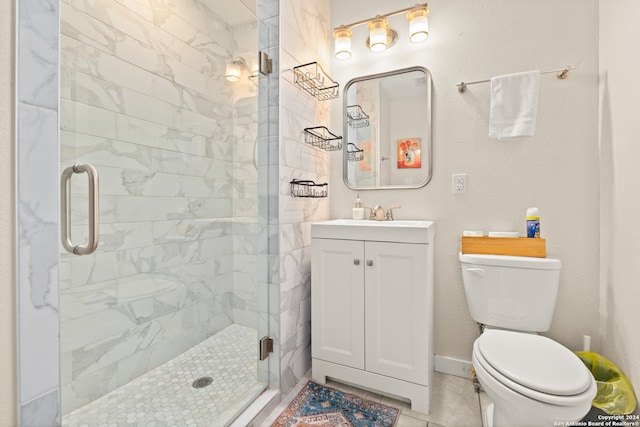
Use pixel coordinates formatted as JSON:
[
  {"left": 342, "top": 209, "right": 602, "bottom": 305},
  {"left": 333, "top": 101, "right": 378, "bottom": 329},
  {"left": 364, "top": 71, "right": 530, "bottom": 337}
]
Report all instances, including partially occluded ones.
[{"left": 489, "top": 70, "right": 540, "bottom": 139}]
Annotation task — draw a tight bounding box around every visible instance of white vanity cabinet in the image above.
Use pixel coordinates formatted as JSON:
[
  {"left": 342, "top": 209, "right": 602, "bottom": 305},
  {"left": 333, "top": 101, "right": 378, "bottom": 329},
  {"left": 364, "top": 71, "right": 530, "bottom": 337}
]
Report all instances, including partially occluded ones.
[{"left": 311, "top": 220, "right": 435, "bottom": 414}]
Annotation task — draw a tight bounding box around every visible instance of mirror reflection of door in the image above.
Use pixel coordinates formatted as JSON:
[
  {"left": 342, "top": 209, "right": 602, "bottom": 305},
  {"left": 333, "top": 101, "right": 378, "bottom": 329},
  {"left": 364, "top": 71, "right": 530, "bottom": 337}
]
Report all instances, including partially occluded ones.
[{"left": 343, "top": 67, "right": 432, "bottom": 189}]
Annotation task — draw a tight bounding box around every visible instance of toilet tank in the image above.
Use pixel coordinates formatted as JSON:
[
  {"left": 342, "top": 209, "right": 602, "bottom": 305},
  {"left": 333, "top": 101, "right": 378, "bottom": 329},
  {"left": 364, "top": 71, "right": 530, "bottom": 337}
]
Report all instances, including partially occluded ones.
[{"left": 459, "top": 253, "right": 562, "bottom": 332}]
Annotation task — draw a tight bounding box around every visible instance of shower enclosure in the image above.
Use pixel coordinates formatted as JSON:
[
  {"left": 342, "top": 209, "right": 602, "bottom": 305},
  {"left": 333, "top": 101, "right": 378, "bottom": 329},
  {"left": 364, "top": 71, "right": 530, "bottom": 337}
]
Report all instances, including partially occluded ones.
[{"left": 57, "top": 0, "right": 270, "bottom": 424}]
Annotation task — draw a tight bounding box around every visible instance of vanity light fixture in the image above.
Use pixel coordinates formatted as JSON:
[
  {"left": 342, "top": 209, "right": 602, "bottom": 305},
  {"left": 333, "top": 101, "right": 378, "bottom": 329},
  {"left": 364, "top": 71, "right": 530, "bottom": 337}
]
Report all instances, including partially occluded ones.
[
  {"left": 333, "top": 2, "right": 429, "bottom": 59},
  {"left": 225, "top": 57, "right": 246, "bottom": 82}
]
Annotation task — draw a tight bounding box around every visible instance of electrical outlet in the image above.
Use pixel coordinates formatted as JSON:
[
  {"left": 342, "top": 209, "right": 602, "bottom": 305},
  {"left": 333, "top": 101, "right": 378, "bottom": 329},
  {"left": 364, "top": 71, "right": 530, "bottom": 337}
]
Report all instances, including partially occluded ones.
[{"left": 452, "top": 174, "right": 467, "bottom": 194}]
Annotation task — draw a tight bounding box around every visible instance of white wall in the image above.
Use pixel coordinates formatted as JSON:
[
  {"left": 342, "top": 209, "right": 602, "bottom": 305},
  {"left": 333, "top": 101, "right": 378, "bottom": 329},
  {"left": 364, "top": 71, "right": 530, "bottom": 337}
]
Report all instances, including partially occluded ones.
[
  {"left": 599, "top": 0, "right": 640, "bottom": 397},
  {"left": 331, "top": 0, "right": 600, "bottom": 365},
  {"left": 0, "top": 0, "right": 16, "bottom": 424}
]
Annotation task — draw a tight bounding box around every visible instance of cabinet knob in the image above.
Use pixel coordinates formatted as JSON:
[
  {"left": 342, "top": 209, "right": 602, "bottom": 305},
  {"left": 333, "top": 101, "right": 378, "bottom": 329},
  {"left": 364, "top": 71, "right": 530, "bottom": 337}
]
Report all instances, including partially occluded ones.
[
  {"left": 366, "top": 260, "right": 373, "bottom": 266},
  {"left": 354, "top": 259, "right": 360, "bottom": 265}
]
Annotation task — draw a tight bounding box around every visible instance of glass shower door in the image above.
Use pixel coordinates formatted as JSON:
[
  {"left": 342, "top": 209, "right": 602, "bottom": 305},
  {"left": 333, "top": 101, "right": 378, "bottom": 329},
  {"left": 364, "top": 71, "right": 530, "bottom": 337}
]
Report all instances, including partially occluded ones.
[{"left": 59, "top": 0, "right": 268, "bottom": 424}]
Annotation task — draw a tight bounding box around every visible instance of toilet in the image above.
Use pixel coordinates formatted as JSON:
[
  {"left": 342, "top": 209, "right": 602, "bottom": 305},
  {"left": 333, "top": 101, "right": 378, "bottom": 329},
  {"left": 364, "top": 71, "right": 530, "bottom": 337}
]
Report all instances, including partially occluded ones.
[{"left": 459, "top": 253, "right": 597, "bottom": 427}]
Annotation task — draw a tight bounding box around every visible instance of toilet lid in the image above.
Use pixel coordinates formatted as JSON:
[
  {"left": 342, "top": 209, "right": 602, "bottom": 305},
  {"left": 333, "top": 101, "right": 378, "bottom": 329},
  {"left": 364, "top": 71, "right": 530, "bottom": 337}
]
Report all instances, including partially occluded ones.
[{"left": 477, "top": 330, "right": 593, "bottom": 396}]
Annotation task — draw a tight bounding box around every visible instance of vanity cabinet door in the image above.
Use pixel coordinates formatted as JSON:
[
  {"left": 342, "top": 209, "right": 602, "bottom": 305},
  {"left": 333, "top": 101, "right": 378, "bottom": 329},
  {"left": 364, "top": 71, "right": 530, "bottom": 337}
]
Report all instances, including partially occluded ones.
[
  {"left": 311, "top": 238, "right": 365, "bottom": 369},
  {"left": 364, "top": 241, "right": 430, "bottom": 385}
]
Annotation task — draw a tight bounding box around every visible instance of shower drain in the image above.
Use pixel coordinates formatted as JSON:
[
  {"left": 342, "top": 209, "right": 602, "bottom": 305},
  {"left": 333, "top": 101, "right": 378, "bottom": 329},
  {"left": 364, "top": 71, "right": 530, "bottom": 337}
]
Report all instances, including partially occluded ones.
[{"left": 192, "top": 376, "right": 213, "bottom": 389}]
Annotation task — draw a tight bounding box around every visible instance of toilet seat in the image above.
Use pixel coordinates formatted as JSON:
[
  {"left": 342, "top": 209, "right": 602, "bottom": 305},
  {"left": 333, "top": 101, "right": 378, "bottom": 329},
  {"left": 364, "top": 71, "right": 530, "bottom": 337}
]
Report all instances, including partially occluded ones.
[{"left": 474, "top": 329, "right": 594, "bottom": 405}]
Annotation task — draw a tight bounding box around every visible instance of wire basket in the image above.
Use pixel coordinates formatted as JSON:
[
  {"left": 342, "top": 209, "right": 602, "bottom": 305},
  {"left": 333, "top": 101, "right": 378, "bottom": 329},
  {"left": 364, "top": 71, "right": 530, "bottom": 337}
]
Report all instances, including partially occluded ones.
[
  {"left": 346, "top": 105, "right": 370, "bottom": 128},
  {"left": 346, "top": 143, "right": 364, "bottom": 162},
  {"left": 304, "top": 126, "right": 343, "bottom": 151},
  {"left": 293, "top": 62, "right": 339, "bottom": 101},
  {"left": 290, "top": 179, "right": 328, "bottom": 198}
]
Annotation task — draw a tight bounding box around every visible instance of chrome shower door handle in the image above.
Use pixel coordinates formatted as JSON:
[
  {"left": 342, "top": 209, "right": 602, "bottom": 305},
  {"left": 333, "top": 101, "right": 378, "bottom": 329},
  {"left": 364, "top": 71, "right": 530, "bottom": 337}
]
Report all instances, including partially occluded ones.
[{"left": 61, "top": 163, "right": 100, "bottom": 255}]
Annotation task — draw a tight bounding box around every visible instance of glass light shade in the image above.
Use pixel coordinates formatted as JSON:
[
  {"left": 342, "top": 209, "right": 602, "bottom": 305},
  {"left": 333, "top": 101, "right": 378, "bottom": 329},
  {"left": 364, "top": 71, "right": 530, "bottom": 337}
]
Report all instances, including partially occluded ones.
[
  {"left": 225, "top": 61, "right": 241, "bottom": 82},
  {"left": 407, "top": 7, "right": 429, "bottom": 43},
  {"left": 368, "top": 18, "right": 389, "bottom": 52},
  {"left": 334, "top": 27, "right": 352, "bottom": 60}
]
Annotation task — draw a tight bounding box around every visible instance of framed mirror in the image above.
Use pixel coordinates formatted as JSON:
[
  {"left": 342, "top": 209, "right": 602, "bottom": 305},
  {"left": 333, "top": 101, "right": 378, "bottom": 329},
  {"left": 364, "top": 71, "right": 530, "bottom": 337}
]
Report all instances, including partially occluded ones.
[{"left": 343, "top": 66, "right": 432, "bottom": 189}]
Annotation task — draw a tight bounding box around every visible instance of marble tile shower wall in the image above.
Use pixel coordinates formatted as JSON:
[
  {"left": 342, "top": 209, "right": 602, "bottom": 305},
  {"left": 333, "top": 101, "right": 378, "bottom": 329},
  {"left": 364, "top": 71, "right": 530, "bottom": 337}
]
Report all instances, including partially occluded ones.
[
  {"left": 17, "top": 0, "right": 62, "bottom": 423},
  {"left": 278, "top": 0, "right": 332, "bottom": 394},
  {"left": 231, "top": 70, "right": 260, "bottom": 328},
  {"left": 58, "top": 0, "right": 258, "bottom": 414}
]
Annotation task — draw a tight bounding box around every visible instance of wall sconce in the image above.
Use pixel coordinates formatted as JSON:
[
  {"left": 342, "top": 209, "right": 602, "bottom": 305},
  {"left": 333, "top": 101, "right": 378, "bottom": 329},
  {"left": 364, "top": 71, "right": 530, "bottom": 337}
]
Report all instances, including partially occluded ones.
[
  {"left": 225, "top": 57, "right": 246, "bottom": 82},
  {"left": 333, "top": 2, "right": 429, "bottom": 59}
]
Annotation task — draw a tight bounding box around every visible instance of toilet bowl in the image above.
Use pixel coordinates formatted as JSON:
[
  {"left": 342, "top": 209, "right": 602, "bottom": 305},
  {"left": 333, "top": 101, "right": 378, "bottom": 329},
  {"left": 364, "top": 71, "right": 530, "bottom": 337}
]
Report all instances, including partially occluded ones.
[
  {"left": 472, "top": 329, "right": 597, "bottom": 426},
  {"left": 459, "top": 253, "right": 597, "bottom": 426}
]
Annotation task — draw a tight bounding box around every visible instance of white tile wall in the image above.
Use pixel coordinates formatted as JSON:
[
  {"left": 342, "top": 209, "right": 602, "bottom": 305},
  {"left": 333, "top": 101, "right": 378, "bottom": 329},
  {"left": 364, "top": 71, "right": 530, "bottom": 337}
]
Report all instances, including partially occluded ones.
[{"left": 17, "top": 0, "right": 61, "bottom": 422}]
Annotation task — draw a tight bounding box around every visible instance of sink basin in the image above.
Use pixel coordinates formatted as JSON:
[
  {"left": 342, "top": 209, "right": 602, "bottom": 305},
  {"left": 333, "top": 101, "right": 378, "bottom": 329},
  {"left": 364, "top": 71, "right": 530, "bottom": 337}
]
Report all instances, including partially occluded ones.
[{"left": 311, "top": 219, "right": 435, "bottom": 244}]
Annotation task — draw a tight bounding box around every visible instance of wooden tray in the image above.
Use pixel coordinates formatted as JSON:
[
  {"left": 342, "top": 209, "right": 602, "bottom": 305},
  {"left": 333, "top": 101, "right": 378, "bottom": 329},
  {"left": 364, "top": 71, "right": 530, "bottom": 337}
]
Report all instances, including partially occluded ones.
[{"left": 461, "top": 236, "right": 546, "bottom": 258}]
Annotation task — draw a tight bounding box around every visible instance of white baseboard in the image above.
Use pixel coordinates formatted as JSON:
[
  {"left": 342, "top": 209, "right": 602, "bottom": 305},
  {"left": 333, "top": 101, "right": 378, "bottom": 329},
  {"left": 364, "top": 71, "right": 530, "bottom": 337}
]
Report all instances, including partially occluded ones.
[{"left": 434, "top": 355, "right": 473, "bottom": 379}]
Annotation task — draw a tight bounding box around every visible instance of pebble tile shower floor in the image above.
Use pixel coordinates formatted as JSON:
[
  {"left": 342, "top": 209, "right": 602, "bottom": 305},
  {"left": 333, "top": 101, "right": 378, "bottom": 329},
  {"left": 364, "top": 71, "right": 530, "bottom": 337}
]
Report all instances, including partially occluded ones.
[{"left": 62, "top": 324, "right": 265, "bottom": 427}]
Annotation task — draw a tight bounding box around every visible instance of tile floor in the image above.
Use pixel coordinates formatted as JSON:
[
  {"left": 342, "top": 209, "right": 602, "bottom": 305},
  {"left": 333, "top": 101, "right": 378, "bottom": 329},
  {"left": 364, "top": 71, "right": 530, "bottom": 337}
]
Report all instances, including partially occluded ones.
[
  {"left": 261, "top": 371, "right": 492, "bottom": 427},
  {"left": 62, "top": 324, "right": 266, "bottom": 427}
]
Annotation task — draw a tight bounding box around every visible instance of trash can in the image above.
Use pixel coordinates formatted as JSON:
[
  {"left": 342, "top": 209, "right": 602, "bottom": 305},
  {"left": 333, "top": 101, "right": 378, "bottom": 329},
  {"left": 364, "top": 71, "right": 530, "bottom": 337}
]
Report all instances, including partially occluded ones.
[{"left": 575, "top": 351, "right": 637, "bottom": 415}]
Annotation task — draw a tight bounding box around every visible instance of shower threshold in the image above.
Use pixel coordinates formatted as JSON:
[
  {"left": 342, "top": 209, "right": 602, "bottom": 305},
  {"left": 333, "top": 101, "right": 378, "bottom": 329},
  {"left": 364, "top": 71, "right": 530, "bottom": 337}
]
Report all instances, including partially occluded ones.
[{"left": 62, "top": 324, "right": 266, "bottom": 427}]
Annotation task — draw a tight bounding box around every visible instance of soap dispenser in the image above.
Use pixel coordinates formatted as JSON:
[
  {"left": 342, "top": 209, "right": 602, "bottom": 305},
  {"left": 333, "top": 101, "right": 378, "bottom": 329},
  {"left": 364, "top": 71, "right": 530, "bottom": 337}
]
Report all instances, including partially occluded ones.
[{"left": 352, "top": 193, "right": 364, "bottom": 220}]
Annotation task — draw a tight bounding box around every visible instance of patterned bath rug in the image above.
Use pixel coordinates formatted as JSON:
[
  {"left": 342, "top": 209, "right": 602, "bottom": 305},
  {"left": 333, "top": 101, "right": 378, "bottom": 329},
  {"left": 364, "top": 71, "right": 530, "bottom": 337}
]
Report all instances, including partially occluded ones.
[{"left": 271, "top": 380, "right": 400, "bottom": 427}]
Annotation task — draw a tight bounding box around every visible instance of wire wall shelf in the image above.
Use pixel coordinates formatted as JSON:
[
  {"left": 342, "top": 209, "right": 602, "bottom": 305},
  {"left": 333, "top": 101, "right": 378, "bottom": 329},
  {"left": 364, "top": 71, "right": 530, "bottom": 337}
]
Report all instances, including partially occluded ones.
[
  {"left": 290, "top": 179, "right": 328, "bottom": 198},
  {"left": 346, "top": 143, "right": 364, "bottom": 162},
  {"left": 304, "top": 126, "right": 343, "bottom": 151},
  {"left": 293, "top": 62, "right": 339, "bottom": 101},
  {"left": 346, "top": 105, "right": 370, "bottom": 128}
]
